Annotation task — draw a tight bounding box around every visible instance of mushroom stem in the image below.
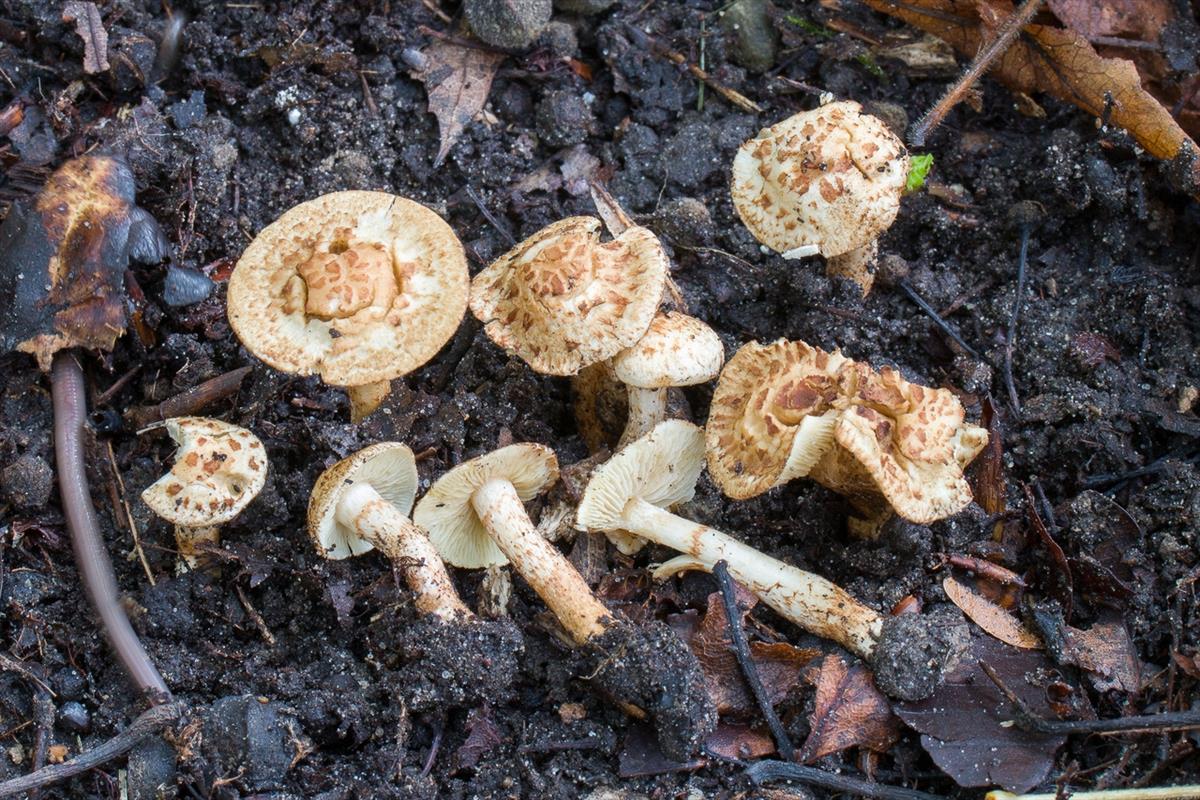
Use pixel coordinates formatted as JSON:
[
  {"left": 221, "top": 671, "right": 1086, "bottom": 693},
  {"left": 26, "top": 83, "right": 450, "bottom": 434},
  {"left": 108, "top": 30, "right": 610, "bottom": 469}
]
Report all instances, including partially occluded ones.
[
  {"left": 347, "top": 380, "right": 391, "bottom": 423},
  {"left": 617, "top": 498, "right": 883, "bottom": 659},
  {"left": 174, "top": 525, "right": 219, "bottom": 573},
  {"left": 471, "top": 478, "right": 611, "bottom": 644},
  {"left": 825, "top": 240, "right": 879, "bottom": 296},
  {"left": 336, "top": 483, "right": 471, "bottom": 622},
  {"left": 619, "top": 386, "right": 668, "bottom": 448}
]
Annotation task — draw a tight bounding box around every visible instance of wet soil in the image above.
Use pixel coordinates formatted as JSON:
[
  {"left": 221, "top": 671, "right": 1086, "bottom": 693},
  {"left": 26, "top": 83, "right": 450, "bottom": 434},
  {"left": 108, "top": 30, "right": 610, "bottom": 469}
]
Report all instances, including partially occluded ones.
[{"left": 1, "top": 0, "right": 1198, "bottom": 797}]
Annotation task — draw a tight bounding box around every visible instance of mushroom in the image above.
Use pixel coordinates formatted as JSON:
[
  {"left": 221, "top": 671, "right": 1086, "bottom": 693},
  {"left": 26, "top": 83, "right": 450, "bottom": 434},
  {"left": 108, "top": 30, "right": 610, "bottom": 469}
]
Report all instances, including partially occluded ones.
[
  {"left": 414, "top": 443, "right": 715, "bottom": 759},
  {"left": 141, "top": 417, "right": 268, "bottom": 572},
  {"left": 610, "top": 311, "right": 725, "bottom": 448},
  {"left": 469, "top": 216, "right": 668, "bottom": 376},
  {"left": 730, "top": 100, "right": 908, "bottom": 295},
  {"left": 575, "top": 420, "right": 964, "bottom": 699},
  {"left": 704, "top": 339, "right": 989, "bottom": 536},
  {"left": 226, "top": 191, "right": 469, "bottom": 422},
  {"left": 308, "top": 443, "right": 521, "bottom": 709}
]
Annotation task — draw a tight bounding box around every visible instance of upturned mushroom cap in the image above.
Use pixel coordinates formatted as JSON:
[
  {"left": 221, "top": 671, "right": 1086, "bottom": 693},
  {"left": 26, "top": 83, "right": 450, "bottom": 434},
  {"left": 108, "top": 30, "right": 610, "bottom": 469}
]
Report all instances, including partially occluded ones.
[
  {"left": 610, "top": 312, "right": 725, "bottom": 389},
  {"left": 141, "top": 417, "right": 267, "bottom": 527},
  {"left": 576, "top": 420, "right": 705, "bottom": 533},
  {"left": 227, "top": 191, "right": 468, "bottom": 388},
  {"left": 308, "top": 442, "right": 418, "bottom": 559},
  {"left": 415, "top": 444, "right": 559, "bottom": 569},
  {"left": 706, "top": 340, "right": 850, "bottom": 500},
  {"left": 469, "top": 216, "right": 668, "bottom": 376},
  {"left": 730, "top": 101, "right": 908, "bottom": 258},
  {"left": 706, "top": 339, "right": 989, "bottom": 524}
]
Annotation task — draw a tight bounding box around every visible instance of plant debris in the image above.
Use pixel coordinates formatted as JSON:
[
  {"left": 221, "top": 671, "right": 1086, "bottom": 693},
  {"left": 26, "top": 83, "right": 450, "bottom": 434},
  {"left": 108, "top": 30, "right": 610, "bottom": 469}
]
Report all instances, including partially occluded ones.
[
  {"left": 414, "top": 39, "right": 505, "bottom": 168},
  {"left": 798, "top": 653, "right": 900, "bottom": 763}
]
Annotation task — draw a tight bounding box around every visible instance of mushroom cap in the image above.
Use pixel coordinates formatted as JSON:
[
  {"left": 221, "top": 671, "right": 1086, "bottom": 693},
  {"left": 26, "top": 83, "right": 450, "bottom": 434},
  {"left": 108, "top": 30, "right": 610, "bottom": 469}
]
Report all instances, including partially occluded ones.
[
  {"left": 611, "top": 312, "right": 725, "bottom": 389},
  {"left": 307, "top": 442, "right": 418, "bottom": 560},
  {"left": 141, "top": 417, "right": 268, "bottom": 527},
  {"left": 706, "top": 340, "right": 850, "bottom": 500},
  {"left": 414, "top": 444, "right": 560, "bottom": 569},
  {"left": 730, "top": 101, "right": 908, "bottom": 258},
  {"left": 469, "top": 216, "right": 668, "bottom": 376},
  {"left": 227, "top": 191, "right": 468, "bottom": 388},
  {"left": 576, "top": 420, "right": 705, "bottom": 533}
]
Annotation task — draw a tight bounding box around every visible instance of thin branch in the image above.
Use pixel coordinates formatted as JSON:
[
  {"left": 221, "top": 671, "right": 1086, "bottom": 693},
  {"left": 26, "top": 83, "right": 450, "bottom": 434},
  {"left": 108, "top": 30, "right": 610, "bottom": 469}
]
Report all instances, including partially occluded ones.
[
  {"left": 747, "top": 760, "right": 948, "bottom": 800},
  {"left": 622, "top": 24, "right": 762, "bottom": 114},
  {"left": 897, "top": 280, "right": 991, "bottom": 364},
  {"left": 1004, "top": 219, "right": 1033, "bottom": 415}
]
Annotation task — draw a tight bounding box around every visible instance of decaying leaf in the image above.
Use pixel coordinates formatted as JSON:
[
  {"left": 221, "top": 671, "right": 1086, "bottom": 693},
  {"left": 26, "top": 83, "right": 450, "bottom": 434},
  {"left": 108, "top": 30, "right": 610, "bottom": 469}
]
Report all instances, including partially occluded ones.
[
  {"left": 1045, "top": 0, "right": 1173, "bottom": 45},
  {"left": 454, "top": 705, "right": 502, "bottom": 771},
  {"left": 943, "top": 576, "right": 1043, "bottom": 649},
  {"left": 1043, "top": 615, "right": 1141, "bottom": 693},
  {"left": 894, "top": 636, "right": 1068, "bottom": 792},
  {"left": 683, "top": 589, "right": 818, "bottom": 717},
  {"left": 416, "top": 40, "right": 504, "bottom": 168},
  {"left": 0, "top": 155, "right": 170, "bottom": 370},
  {"left": 862, "top": 0, "right": 1200, "bottom": 192},
  {"left": 618, "top": 724, "right": 705, "bottom": 778},
  {"left": 62, "top": 2, "right": 110, "bottom": 74},
  {"left": 797, "top": 654, "right": 899, "bottom": 762},
  {"left": 704, "top": 722, "right": 776, "bottom": 760}
]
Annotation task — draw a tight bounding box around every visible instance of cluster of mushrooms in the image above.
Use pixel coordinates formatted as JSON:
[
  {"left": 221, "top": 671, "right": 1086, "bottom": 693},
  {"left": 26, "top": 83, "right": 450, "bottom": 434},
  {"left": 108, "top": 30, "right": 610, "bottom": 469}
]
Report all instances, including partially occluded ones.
[{"left": 141, "top": 99, "right": 987, "bottom": 758}]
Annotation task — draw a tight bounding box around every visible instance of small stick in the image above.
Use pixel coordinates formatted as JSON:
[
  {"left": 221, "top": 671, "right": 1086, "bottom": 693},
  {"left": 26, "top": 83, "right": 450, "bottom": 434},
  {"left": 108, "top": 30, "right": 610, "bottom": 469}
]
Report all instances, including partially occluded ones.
[
  {"left": 622, "top": 24, "right": 762, "bottom": 114},
  {"left": 125, "top": 365, "right": 253, "bottom": 428},
  {"left": 465, "top": 185, "right": 516, "bottom": 246},
  {"left": 988, "top": 786, "right": 1200, "bottom": 800},
  {"left": 1004, "top": 211, "right": 1035, "bottom": 416},
  {"left": 712, "top": 561, "right": 794, "bottom": 761},
  {"left": 0, "top": 701, "right": 183, "bottom": 798},
  {"left": 746, "top": 760, "right": 947, "bottom": 800},
  {"left": 897, "top": 280, "right": 990, "bottom": 364},
  {"left": 909, "top": 0, "right": 1045, "bottom": 145},
  {"left": 94, "top": 364, "right": 142, "bottom": 406},
  {"left": 235, "top": 584, "right": 276, "bottom": 646},
  {"left": 1083, "top": 450, "right": 1200, "bottom": 490},
  {"left": 981, "top": 662, "right": 1200, "bottom": 735},
  {"left": 105, "top": 440, "right": 155, "bottom": 586}
]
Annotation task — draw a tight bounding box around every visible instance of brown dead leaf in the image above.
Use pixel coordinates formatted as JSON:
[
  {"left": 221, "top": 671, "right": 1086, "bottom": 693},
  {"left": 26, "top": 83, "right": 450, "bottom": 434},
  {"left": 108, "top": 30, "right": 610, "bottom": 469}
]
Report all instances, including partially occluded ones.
[
  {"left": 1056, "top": 616, "right": 1141, "bottom": 693},
  {"left": 453, "top": 705, "right": 502, "bottom": 772},
  {"left": 704, "top": 722, "right": 776, "bottom": 760},
  {"left": 862, "top": 0, "right": 1200, "bottom": 192},
  {"left": 797, "top": 654, "right": 899, "bottom": 762},
  {"left": 416, "top": 40, "right": 504, "bottom": 168},
  {"left": 686, "top": 590, "right": 819, "bottom": 716},
  {"left": 62, "top": 2, "right": 109, "bottom": 74},
  {"left": 943, "top": 575, "right": 1043, "bottom": 649},
  {"left": 1046, "top": 0, "right": 1172, "bottom": 44}
]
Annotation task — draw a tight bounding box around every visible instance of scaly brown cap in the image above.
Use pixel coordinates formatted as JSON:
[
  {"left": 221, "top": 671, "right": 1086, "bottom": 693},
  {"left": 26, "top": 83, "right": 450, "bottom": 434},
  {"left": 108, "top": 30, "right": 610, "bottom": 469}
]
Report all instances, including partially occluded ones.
[
  {"left": 227, "top": 191, "right": 468, "bottom": 388},
  {"left": 611, "top": 312, "right": 725, "bottom": 389},
  {"left": 469, "top": 217, "right": 668, "bottom": 376}
]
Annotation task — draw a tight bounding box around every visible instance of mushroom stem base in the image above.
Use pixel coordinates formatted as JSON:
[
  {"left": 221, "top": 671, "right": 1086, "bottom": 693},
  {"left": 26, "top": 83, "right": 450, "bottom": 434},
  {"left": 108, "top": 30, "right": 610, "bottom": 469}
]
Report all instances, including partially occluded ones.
[
  {"left": 175, "top": 525, "right": 219, "bottom": 573},
  {"left": 472, "top": 479, "right": 611, "bottom": 644},
  {"left": 619, "top": 387, "right": 668, "bottom": 449},
  {"left": 347, "top": 380, "right": 391, "bottom": 423},
  {"left": 619, "top": 499, "right": 883, "bottom": 659},
  {"left": 337, "top": 483, "right": 471, "bottom": 622}
]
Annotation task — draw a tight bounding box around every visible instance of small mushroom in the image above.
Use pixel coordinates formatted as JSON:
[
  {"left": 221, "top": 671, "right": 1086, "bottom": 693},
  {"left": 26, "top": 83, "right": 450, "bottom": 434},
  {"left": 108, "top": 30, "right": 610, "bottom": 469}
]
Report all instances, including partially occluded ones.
[
  {"left": 610, "top": 311, "right": 725, "bottom": 448},
  {"left": 469, "top": 216, "right": 668, "bottom": 376},
  {"left": 575, "top": 420, "right": 963, "bottom": 699},
  {"left": 705, "top": 339, "right": 988, "bottom": 536},
  {"left": 226, "top": 191, "right": 469, "bottom": 421},
  {"left": 141, "top": 417, "right": 267, "bottom": 571},
  {"left": 308, "top": 443, "right": 521, "bottom": 709},
  {"left": 730, "top": 100, "right": 908, "bottom": 295},
  {"left": 415, "top": 443, "right": 715, "bottom": 759}
]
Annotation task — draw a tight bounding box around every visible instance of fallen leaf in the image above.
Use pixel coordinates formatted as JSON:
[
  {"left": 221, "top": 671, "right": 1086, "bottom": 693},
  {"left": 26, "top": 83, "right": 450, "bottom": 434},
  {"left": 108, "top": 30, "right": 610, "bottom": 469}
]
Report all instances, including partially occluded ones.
[
  {"left": 797, "top": 654, "right": 899, "bottom": 762},
  {"left": 416, "top": 40, "right": 504, "bottom": 168},
  {"left": 62, "top": 2, "right": 109, "bottom": 73},
  {"left": 1046, "top": 615, "right": 1141, "bottom": 693},
  {"left": 454, "top": 705, "right": 502, "bottom": 771},
  {"left": 618, "top": 724, "right": 705, "bottom": 778},
  {"left": 326, "top": 579, "right": 354, "bottom": 628},
  {"left": 704, "top": 722, "right": 776, "bottom": 760},
  {"left": 1172, "top": 652, "right": 1200, "bottom": 680},
  {"left": 894, "top": 636, "right": 1068, "bottom": 792},
  {"left": 560, "top": 145, "right": 601, "bottom": 196},
  {"left": 943, "top": 576, "right": 1043, "bottom": 649},
  {"left": 685, "top": 590, "right": 818, "bottom": 716},
  {"left": 1023, "top": 485, "right": 1073, "bottom": 620},
  {"left": 862, "top": 0, "right": 1200, "bottom": 193},
  {"left": 1045, "top": 0, "right": 1172, "bottom": 44},
  {"left": 974, "top": 397, "right": 1006, "bottom": 538}
]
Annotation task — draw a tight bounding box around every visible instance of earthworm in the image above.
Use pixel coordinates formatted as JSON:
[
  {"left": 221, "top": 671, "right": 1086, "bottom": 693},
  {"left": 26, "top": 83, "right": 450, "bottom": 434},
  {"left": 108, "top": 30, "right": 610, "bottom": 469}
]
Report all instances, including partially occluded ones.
[{"left": 52, "top": 352, "right": 171, "bottom": 703}]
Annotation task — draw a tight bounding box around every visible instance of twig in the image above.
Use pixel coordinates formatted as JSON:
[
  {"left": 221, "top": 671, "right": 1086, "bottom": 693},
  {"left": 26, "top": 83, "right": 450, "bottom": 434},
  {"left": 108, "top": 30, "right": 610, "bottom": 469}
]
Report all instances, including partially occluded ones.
[
  {"left": 52, "top": 352, "right": 171, "bottom": 703},
  {"left": 0, "top": 701, "right": 183, "bottom": 798},
  {"left": 712, "top": 561, "right": 794, "bottom": 761},
  {"left": 622, "top": 24, "right": 762, "bottom": 114},
  {"left": 235, "top": 584, "right": 276, "bottom": 646},
  {"left": 1004, "top": 212, "right": 1034, "bottom": 416},
  {"left": 94, "top": 364, "right": 142, "bottom": 406},
  {"left": 980, "top": 662, "right": 1200, "bottom": 735},
  {"left": 519, "top": 738, "right": 606, "bottom": 753},
  {"left": 126, "top": 365, "right": 253, "bottom": 429},
  {"left": 465, "top": 185, "right": 516, "bottom": 246},
  {"left": 105, "top": 440, "right": 155, "bottom": 586},
  {"left": 910, "top": 0, "right": 1045, "bottom": 145},
  {"left": 746, "top": 760, "right": 947, "bottom": 800},
  {"left": 1082, "top": 450, "right": 1200, "bottom": 490},
  {"left": 897, "top": 280, "right": 990, "bottom": 364}
]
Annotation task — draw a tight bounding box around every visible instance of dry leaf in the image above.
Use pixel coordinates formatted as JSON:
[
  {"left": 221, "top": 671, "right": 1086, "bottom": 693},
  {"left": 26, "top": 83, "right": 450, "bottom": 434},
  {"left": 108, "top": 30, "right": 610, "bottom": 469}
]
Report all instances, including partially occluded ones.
[
  {"left": 62, "top": 2, "right": 109, "bottom": 74},
  {"left": 862, "top": 0, "right": 1200, "bottom": 193},
  {"left": 797, "top": 654, "right": 899, "bottom": 762},
  {"left": 416, "top": 41, "right": 503, "bottom": 168},
  {"left": 454, "top": 705, "right": 502, "bottom": 771},
  {"left": 1046, "top": 0, "right": 1172, "bottom": 44},
  {"left": 894, "top": 636, "right": 1068, "bottom": 793},
  {"left": 943, "top": 576, "right": 1043, "bottom": 649},
  {"left": 704, "top": 722, "right": 776, "bottom": 760},
  {"left": 1053, "top": 616, "right": 1141, "bottom": 693},
  {"left": 618, "top": 724, "right": 706, "bottom": 778}
]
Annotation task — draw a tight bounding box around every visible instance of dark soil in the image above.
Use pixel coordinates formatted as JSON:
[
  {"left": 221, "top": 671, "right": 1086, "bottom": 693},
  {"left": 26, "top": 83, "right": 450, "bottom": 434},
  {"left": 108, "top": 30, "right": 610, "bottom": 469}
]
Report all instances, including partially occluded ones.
[{"left": 1, "top": 0, "right": 1199, "bottom": 797}]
